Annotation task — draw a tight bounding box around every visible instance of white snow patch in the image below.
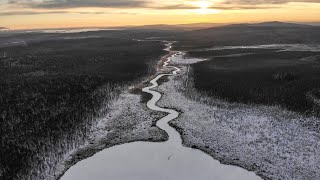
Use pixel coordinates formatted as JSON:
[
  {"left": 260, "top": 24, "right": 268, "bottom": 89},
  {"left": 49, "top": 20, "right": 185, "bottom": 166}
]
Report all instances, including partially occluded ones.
[
  {"left": 26, "top": 28, "right": 122, "bottom": 34},
  {"left": 156, "top": 58, "right": 320, "bottom": 180},
  {"left": 197, "top": 44, "right": 320, "bottom": 52},
  {"left": 53, "top": 90, "right": 166, "bottom": 180},
  {"left": 169, "top": 52, "right": 207, "bottom": 65}
]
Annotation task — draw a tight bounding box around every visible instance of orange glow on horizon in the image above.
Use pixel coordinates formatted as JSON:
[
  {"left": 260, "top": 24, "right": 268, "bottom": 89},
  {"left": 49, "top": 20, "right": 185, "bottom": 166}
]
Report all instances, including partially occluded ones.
[{"left": 0, "top": 2, "right": 320, "bottom": 30}]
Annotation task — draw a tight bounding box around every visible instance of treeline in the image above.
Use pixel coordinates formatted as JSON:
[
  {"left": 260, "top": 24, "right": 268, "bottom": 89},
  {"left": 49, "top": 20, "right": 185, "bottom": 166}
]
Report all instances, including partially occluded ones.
[
  {"left": 0, "top": 36, "right": 165, "bottom": 179},
  {"left": 1, "top": 75, "right": 118, "bottom": 179},
  {"left": 188, "top": 50, "right": 320, "bottom": 116},
  {"left": 174, "top": 23, "right": 320, "bottom": 50}
]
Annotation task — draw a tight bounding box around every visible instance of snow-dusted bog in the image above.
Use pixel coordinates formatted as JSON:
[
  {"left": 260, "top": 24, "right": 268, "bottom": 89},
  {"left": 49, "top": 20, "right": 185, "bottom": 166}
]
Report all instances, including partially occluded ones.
[{"left": 60, "top": 43, "right": 261, "bottom": 180}]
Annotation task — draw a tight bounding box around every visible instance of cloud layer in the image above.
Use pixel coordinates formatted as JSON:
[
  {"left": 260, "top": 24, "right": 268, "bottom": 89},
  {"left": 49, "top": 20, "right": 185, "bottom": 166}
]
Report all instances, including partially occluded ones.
[
  {"left": 2, "top": 0, "right": 320, "bottom": 16},
  {"left": 7, "top": 0, "right": 147, "bottom": 8},
  {"left": 6, "top": 0, "right": 320, "bottom": 9},
  {"left": 37, "top": 0, "right": 146, "bottom": 9},
  {"left": 223, "top": 0, "right": 320, "bottom": 5}
]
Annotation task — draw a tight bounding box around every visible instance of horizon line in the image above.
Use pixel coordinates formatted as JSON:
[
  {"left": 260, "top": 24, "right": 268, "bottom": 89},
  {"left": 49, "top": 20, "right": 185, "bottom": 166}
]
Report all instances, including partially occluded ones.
[{"left": 4, "top": 20, "right": 320, "bottom": 31}]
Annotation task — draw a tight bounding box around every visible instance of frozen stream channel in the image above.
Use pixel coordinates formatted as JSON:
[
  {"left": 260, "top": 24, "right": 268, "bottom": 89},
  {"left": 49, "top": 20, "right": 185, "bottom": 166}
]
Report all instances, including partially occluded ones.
[{"left": 60, "top": 43, "right": 261, "bottom": 180}]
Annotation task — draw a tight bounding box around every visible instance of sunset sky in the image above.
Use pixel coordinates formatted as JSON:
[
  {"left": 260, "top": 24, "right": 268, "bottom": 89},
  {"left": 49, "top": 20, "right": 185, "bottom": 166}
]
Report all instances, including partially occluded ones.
[{"left": 1, "top": 0, "right": 320, "bottom": 29}]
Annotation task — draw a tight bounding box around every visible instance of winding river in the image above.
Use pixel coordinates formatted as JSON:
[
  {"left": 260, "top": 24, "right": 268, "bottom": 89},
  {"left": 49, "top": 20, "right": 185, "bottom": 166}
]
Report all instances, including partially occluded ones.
[{"left": 60, "top": 43, "right": 261, "bottom": 180}]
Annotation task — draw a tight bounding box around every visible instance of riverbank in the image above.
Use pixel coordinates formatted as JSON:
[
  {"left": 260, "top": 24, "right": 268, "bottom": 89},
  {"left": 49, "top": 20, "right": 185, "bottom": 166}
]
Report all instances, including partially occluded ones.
[
  {"left": 59, "top": 43, "right": 261, "bottom": 180},
  {"left": 156, "top": 53, "right": 320, "bottom": 180},
  {"left": 0, "top": 36, "right": 168, "bottom": 180},
  {"left": 53, "top": 43, "right": 176, "bottom": 180},
  {"left": 54, "top": 90, "right": 167, "bottom": 179}
]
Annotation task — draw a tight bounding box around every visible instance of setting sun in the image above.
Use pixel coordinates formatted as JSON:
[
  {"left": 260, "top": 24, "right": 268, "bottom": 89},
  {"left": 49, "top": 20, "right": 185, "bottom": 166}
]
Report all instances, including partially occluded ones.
[
  {"left": 2, "top": 0, "right": 320, "bottom": 180},
  {"left": 0, "top": 0, "right": 320, "bottom": 29},
  {"left": 196, "top": 1, "right": 211, "bottom": 9},
  {"left": 191, "top": 0, "right": 218, "bottom": 14}
]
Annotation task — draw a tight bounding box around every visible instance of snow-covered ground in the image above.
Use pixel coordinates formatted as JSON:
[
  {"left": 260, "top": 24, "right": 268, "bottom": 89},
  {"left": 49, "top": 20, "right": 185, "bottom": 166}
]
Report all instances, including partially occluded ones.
[
  {"left": 196, "top": 44, "right": 320, "bottom": 52},
  {"left": 156, "top": 54, "right": 320, "bottom": 180},
  {"left": 52, "top": 90, "right": 167, "bottom": 180},
  {"left": 59, "top": 43, "right": 261, "bottom": 180},
  {"left": 25, "top": 28, "right": 122, "bottom": 34}
]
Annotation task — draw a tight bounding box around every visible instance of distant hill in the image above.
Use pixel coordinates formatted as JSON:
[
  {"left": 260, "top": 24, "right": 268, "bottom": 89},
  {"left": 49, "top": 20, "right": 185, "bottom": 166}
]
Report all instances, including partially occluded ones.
[
  {"left": 124, "top": 23, "right": 226, "bottom": 31},
  {"left": 224, "top": 21, "right": 314, "bottom": 28},
  {"left": 194, "top": 21, "right": 315, "bottom": 32},
  {"left": 303, "top": 22, "right": 320, "bottom": 26},
  {"left": 175, "top": 21, "right": 320, "bottom": 49},
  {"left": 253, "top": 21, "right": 313, "bottom": 27},
  {"left": 175, "top": 23, "right": 226, "bottom": 30}
]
